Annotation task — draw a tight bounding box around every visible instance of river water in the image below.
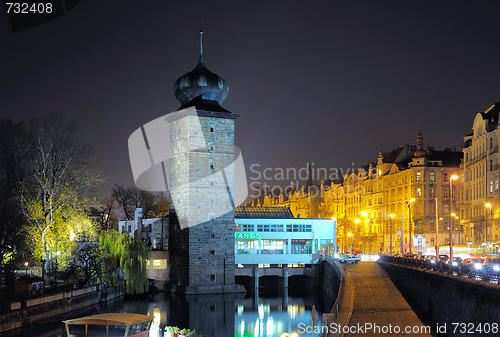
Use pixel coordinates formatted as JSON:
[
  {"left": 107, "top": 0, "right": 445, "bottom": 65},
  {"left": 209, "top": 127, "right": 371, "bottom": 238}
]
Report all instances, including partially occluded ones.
[{"left": 1, "top": 287, "right": 333, "bottom": 337}]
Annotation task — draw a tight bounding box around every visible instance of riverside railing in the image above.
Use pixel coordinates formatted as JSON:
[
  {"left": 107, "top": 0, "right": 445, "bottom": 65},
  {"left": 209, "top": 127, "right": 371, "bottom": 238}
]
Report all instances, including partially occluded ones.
[{"left": 378, "top": 255, "right": 500, "bottom": 284}]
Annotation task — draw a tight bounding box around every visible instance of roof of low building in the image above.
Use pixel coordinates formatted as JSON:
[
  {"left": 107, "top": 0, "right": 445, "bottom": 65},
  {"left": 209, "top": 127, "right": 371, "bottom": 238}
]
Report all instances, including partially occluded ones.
[{"left": 235, "top": 206, "right": 295, "bottom": 219}]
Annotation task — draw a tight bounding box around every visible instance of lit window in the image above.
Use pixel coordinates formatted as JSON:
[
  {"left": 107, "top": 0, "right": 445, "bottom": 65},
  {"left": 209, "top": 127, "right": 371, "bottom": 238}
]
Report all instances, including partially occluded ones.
[
  {"left": 152, "top": 259, "right": 167, "bottom": 270},
  {"left": 429, "top": 172, "right": 435, "bottom": 182},
  {"left": 416, "top": 188, "right": 421, "bottom": 197},
  {"left": 416, "top": 172, "right": 421, "bottom": 181}
]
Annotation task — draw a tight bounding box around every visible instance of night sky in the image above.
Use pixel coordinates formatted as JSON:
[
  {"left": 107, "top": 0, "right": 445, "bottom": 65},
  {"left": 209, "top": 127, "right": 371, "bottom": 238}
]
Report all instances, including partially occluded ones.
[{"left": 2, "top": 1, "right": 500, "bottom": 194}]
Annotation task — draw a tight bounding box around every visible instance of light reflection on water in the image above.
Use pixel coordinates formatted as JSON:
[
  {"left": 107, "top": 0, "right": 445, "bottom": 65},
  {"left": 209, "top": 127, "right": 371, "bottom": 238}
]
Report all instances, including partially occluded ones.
[
  {"left": 0, "top": 291, "right": 329, "bottom": 337},
  {"left": 234, "top": 296, "right": 322, "bottom": 337}
]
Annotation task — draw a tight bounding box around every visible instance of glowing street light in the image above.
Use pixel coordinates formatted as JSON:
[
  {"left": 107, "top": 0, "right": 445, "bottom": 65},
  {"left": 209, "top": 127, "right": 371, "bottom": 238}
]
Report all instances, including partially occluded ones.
[
  {"left": 485, "top": 203, "right": 492, "bottom": 245},
  {"left": 389, "top": 214, "right": 395, "bottom": 256},
  {"left": 406, "top": 198, "right": 415, "bottom": 255},
  {"left": 449, "top": 174, "right": 459, "bottom": 261}
]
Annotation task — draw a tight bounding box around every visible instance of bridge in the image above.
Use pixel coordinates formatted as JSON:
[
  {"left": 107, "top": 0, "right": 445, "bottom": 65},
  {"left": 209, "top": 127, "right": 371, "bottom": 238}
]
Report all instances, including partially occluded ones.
[{"left": 320, "top": 257, "right": 500, "bottom": 337}]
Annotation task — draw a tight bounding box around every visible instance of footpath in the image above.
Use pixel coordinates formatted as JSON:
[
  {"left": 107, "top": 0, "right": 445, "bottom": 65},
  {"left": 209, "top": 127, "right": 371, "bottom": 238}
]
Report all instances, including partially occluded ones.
[{"left": 342, "top": 262, "right": 433, "bottom": 337}]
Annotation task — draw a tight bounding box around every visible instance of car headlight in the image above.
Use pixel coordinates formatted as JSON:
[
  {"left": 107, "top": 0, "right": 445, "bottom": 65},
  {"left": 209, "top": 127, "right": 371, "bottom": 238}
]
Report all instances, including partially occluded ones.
[
  {"left": 474, "top": 263, "right": 483, "bottom": 270},
  {"left": 452, "top": 262, "right": 458, "bottom": 266},
  {"left": 430, "top": 260, "right": 435, "bottom": 264},
  {"left": 493, "top": 265, "right": 500, "bottom": 272}
]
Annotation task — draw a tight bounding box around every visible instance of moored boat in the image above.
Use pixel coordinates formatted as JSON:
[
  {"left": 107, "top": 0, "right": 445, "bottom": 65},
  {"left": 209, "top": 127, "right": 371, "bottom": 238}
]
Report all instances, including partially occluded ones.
[{"left": 63, "top": 313, "right": 155, "bottom": 337}]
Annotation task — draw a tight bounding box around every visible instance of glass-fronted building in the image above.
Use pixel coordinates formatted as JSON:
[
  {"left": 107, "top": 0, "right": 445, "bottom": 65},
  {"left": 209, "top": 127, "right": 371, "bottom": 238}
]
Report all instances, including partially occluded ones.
[{"left": 234, "top": 207, "right": 336, "bottom": 266}]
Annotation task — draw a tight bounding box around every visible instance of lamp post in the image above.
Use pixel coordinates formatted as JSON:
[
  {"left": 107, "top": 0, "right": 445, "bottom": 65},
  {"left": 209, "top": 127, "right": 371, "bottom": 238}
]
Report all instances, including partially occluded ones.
[
  {"left": 389, "top": 214, "right": 394, "bottom": 256},
  {"left": 485, "top": 202, "right": 492, "bottom": 249},
  {"left": 484, "top": 202, "right": 493, "bottom": 244},
  {"left": 406, "top": 198, "right": 415, "bottom": 256},
  {"left": 434, "top": 198, "right": 439, "bottom": 260},
  {"left": 360, "top": 211, "right": 369, "bottom": 253},
  {"left": 401, "top": 211, "right": 404, "bottom": 255},
  {"left": 348, "top": 232, "right": 353, "bottom": 254},
  {"left": 449, "top": 174, "right": 459, "bottom": 261},
  {"left": 354, "top": 218, "right": 361, "bottom": 254}
]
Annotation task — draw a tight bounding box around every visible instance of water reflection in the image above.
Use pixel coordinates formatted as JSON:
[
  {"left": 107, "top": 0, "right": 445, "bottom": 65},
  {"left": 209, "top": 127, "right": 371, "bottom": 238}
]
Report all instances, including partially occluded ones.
[
  {"left": 235, "top": 294, "right": 322, "bottom": 337},
  {"left": 0, "top": 289, "right": 331, "bottom": 337}
]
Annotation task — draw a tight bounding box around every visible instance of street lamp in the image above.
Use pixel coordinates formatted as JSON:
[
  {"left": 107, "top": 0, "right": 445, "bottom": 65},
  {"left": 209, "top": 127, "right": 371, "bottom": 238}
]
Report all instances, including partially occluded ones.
[
  {"left": 359, "top": 212, "right": 370, "bottom": 253},
  {"left": 485, "top": 203, "right": 492, "bottom": 250},
  {"left": 449, "top": 174, "right": 459, "bottom": 261},
  {"left": 354, "top": 219, "right": 361, "bottom": 253},
  {"left": 348, "top": 232, "right": 353, "bottom": 254},
  {"left": 406, "top": 198, "right": 415, "bottom": 256},
  {"left": 434, "top": 198, "right": 439, "bottom": 260},
  {"left": 389, "top": 214, "right": 395, "bottom": 256}
]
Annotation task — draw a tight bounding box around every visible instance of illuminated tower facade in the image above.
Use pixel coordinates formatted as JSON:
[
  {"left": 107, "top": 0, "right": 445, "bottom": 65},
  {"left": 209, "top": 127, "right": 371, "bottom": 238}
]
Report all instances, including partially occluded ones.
[{"left": 168, "top": 32, "right": 244, "bottom": 294}]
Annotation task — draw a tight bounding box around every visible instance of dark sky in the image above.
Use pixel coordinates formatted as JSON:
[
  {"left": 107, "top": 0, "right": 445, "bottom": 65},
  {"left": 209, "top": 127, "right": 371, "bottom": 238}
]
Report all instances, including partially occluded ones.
[{"left": 2, "top": 1, "right": 500, "bottom": 193}]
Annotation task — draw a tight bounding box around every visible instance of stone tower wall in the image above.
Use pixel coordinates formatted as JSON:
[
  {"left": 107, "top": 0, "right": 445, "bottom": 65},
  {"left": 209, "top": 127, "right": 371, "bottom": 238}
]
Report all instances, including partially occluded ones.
[{"left": 168, "top": 111, "right": 237, "bottom": 289}]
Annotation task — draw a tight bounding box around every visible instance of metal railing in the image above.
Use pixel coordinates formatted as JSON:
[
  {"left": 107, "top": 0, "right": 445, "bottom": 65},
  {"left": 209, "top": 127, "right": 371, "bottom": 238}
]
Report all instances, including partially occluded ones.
[{"left": 378, "top": 255, "right": 500, "bottom": 283}]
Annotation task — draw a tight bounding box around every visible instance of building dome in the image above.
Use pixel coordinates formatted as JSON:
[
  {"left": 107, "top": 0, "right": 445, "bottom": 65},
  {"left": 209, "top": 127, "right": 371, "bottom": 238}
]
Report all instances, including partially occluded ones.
[{"left": 174, "top": 31, "right": 229, "bottom": 108}]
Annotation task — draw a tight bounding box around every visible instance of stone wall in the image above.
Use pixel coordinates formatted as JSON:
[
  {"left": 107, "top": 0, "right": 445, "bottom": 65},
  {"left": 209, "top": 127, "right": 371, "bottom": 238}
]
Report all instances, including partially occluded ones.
[
  {"left": 379, "top": 261, "right": 500, "bottom": 337},
  {"left": 168, "top": 109, "right": 242, "bottom": 294},
  {"left": 0, "top": 286, "right": 123, "bottom": 333}
]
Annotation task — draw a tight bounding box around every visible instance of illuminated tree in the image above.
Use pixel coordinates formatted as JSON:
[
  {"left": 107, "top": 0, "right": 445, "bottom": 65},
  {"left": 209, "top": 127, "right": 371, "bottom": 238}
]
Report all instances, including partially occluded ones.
[
  {"left": 19, "top": 115, "right": 103, "bottom": 283},
  {"left": 25, "top": 196, "right": 99, "bottom": 271}
]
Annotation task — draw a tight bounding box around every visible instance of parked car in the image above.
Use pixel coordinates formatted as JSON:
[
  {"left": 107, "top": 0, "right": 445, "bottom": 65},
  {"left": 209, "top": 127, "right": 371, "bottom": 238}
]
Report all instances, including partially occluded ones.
[
  {"left": 339, "top": 254, "right": 360, "bottom": 264},
  {"left": 439, "top": 254, "right": 449, "bottom": 263},
  {"left": 459, "top": 258, "right": 485, "bottom": 278},
  {"left": 447, "top": 257, "right": 463, "bottom": 272},
  {"left": 483, "top": 257, "right": 500, "bottom": 280}
]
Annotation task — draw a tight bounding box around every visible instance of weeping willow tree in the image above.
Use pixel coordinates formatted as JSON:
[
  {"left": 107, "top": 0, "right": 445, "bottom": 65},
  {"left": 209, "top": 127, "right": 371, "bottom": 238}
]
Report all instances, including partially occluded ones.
[{"left": 99, "top": 230, "right": 149, "bottom": 295}]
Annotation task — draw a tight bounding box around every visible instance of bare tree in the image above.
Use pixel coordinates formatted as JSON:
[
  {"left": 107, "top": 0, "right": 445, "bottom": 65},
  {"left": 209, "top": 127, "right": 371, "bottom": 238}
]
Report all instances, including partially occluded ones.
[
  {"left": 20, "top": 115, "right": 103, "bottom": 283},
  {"left": 112, "top": 185, "right": 168, "bottom": 220},
  {"left": 92, "top": 196, "right": 118, "bottom": 232}
]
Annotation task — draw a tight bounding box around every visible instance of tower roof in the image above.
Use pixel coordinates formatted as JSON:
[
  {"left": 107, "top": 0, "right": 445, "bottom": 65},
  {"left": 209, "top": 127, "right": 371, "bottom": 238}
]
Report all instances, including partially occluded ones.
[
  {"left": 174, "top": 31, "right": 230, "bottom": 112},
  {"left": 414, "top": 132, "right": 426, "bottom": 157}
]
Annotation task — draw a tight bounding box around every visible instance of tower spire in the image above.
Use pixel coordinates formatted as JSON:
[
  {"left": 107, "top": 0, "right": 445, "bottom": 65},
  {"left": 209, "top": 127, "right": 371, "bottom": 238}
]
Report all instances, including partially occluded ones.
[{"left": 199, "top": 29, "right": 204, "bottom": 63}]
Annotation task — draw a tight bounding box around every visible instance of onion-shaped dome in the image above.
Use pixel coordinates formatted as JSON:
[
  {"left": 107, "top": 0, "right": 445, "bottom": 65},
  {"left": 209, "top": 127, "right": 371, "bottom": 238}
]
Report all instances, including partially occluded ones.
[
  {"left": 174, "top": 31, "right": 229, "bottom": 108},
  {"left": 174, "top": 59, "right": 229, "bottom": 106}
]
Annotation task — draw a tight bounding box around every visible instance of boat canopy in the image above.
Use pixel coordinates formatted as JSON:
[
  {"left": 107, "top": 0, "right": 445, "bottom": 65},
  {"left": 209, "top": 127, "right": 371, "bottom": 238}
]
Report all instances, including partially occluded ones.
[
  {"left": 63, "top": 313, "right": 154, "bottom": 337},
  {"left": 64, "top": 313, "right": 154, "bottom": 326}
]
